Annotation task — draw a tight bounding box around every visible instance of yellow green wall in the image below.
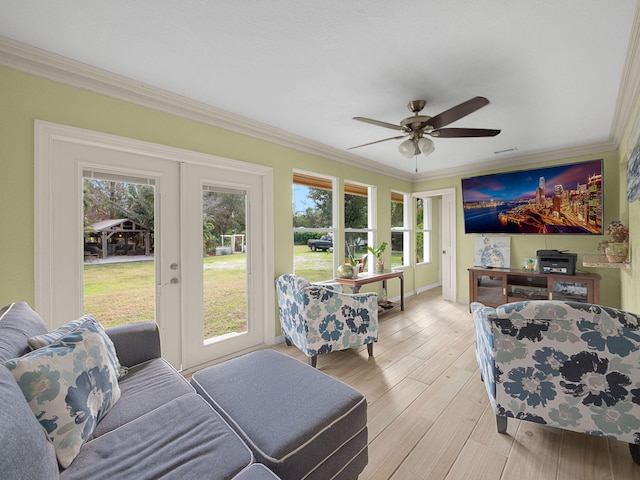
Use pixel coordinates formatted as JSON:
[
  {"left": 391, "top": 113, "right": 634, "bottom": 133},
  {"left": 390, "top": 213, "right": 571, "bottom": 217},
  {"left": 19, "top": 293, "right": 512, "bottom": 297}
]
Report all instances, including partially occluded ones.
[
  {"left": 1, "top": 64, "right": 636, "bottom": 316},
  {"left": 414, "top": 151, "right": 623, "bottom": 308},
  {"left": 0, "top": 67, "right": 416, "bottom": 315}
]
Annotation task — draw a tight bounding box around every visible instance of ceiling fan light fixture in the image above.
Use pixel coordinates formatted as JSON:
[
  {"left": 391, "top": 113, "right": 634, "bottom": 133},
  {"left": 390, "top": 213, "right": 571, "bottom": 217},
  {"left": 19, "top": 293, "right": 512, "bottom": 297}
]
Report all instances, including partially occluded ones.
[
  {"left": 398, "top": 138, "right": 415, "bottom": 158},
  {"left": 418, "top": 137, "right": 435, "bottom": 156}
]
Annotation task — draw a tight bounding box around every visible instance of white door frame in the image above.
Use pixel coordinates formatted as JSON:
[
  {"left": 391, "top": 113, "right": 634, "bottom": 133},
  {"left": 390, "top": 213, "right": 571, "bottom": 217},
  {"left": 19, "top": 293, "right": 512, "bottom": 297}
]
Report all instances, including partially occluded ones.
[
  {"left": 34, "top": 120, "right": 275, "bottom": 369},
  {"left": 413, "top": 187, "right": 457, "bottom": 302}
]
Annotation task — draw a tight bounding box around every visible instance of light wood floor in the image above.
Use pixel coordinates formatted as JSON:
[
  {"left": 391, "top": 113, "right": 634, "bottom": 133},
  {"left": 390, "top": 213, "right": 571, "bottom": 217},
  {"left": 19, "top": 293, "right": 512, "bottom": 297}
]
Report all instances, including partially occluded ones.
[{"left": 270, "top": 288, "right": 640, "bottom": 480}]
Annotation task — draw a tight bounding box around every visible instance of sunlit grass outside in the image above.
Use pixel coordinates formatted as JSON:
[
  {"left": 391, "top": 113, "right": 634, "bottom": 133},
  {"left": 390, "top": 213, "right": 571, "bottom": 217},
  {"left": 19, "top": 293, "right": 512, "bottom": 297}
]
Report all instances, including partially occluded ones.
[
  {"left": 83, "top": 261, "right": 155, "bottom": 328},
  {"left": 83, "top": 246, "right": 403, "bottom": 333},
  {"left": 203, "top": 255, "right": 247, "bottom": 338},
  {"left": 83, "top": 255, "right": 249, "bottom": 336},
  {"left": 294, "top": 245, "right": 334, "bottom": 282}
]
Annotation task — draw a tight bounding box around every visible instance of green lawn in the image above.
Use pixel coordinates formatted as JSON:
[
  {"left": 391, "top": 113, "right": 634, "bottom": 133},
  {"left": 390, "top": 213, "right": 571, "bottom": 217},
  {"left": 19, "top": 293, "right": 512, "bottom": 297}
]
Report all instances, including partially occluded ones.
[{"left": 84, "top": 246, "right": 401, "bottom": 334}]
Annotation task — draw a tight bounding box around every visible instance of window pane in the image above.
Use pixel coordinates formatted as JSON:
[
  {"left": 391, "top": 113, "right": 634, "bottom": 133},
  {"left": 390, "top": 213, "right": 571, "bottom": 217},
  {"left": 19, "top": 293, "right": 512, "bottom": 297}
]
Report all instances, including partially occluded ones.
[
  {"left": 345, "top": 232, "right": 368, "bottom": 262},
  {"left": 344, "top": 192, "right": 368, "bottom": 229},
  {"left": 416, "top": 198, "right": 424, "bottom": 228},
  {"left": 202, "top": 189, "right": 247, "bottom": 341},
  {"left": 293, "top": 172, "right": 335, "bottom": 281},
  {"left": 416, "top": 231, "right": 425, "bottom": 264},
  {"left": 391, "top": 198, "right": 403, "bottom": 228},
  {"left": 293, "top": 184, "right": 332, "bottom": 228},
  {"left": 416, "top": 197, "right": 431, "bottom": 264},
  {"left": 391, "top": 231, "right": 404, "bottom": 268},
  {"left": 293, "top": 235, "right": 334, "bottom": 282}
]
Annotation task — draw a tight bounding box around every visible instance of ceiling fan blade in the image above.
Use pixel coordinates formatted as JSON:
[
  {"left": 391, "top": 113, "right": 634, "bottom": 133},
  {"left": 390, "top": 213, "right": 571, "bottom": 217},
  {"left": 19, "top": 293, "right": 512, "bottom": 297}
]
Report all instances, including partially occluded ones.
[
  {"left": 353, "top": 117, "right": 405, "bottom": 131},
  {"left": 347, "top": 135, "right": 406, "bottom": 150},
  {"left": 430, "top": 128, "right": 501, "bottom": 138},
  {"left": 427, "top": 96, "right": 491, "bottom": 129}
]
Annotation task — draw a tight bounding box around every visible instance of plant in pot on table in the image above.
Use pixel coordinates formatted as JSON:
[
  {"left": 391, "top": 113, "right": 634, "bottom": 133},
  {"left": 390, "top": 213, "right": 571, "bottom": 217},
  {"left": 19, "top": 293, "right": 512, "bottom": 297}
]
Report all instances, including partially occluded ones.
[
  {"left": 368, "top": 242, "right": 388, "bottom": 273},
  {"left": 598, "top": 220, "right": 629, "bottom": 263}
]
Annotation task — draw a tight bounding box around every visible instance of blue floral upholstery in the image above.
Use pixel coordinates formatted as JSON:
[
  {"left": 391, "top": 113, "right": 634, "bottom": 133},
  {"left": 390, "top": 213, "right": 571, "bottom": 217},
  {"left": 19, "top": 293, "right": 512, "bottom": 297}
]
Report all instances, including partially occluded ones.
[
  {"left": 5, "top": 317, "right": 121, "bottom": 468},
  {"left": 471, "top": 300, "right": 640, "bottom": 463},
  {"left": 276, "top": 274, "right": 378, "bottom": 367}
]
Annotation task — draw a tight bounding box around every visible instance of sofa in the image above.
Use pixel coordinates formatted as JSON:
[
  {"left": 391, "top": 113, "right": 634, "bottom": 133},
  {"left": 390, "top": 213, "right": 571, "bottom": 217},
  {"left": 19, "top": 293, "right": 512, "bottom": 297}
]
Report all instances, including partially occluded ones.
[
  {"left": 0, "top": 301, "right": 283, "bottom": 479},
  {"left": 471, "top": 300, "right": 640, "bottom": 464}
]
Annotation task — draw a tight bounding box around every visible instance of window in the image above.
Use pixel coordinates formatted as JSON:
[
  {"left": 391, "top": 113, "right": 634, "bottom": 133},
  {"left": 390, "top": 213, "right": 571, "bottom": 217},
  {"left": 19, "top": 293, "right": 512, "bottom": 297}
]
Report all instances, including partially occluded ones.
[
  {"left": 344, "top": 181, "right": 372, "bottom": 268},
  {"left": 292, "top": 171, "right": 336, "bottom": 282},
  {"left": 416, "top": 197, "right": 432, "bottom": 264},
  {"left": 391, "top": 191, "right": 410, "bottom": 268}
]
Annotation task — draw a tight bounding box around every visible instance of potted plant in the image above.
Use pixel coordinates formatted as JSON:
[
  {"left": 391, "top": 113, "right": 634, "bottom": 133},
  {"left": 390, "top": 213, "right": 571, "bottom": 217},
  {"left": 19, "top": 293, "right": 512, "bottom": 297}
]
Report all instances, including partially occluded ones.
[
  {"left": 599, "top": 220, "right": 629, "bottom": 263},
  {"left": 367, "top": 242, "right": 388, "bottom": 273},
  {"left": 337, "top": 258, "right": 355, "bottom": 279}
]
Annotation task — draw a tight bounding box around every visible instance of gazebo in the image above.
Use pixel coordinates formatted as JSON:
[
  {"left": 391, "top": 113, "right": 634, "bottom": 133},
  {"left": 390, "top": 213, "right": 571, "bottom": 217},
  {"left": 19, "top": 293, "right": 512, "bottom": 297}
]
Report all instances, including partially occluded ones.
[{"left": 85, "top": 219, "right": 152, "bottom": 259}]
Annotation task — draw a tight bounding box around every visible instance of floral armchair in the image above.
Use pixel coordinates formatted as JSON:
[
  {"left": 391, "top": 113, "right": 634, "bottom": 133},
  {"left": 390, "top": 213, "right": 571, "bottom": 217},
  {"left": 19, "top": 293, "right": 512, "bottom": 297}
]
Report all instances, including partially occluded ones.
[
  {"left": 275, "top": 274, "right": 378, "bottom": 367},
  {"left": 471, "top": 300, "right": 640, "bottom": 464}
]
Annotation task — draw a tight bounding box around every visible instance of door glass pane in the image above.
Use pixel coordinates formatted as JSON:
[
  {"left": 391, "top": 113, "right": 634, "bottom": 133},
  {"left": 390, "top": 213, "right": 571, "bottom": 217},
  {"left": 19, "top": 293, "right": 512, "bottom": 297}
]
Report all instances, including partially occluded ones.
[
  {"left": 202, "top": 187, "right": 248, "bottom": 342},
  {"left": 83, "top": 177, "right": 155, "bottom": 328}
]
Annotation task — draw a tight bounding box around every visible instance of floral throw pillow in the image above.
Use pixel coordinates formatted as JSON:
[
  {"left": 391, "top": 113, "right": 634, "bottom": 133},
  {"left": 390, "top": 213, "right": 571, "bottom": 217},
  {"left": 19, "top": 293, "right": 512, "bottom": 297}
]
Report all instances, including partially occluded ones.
[
  {"left": 4, "top": 321, "right": 122, "bottom": 468},
  {"left": 28, "top": 315, "right": 124, "bottom": 379},
  {"left": 27, "top": 318, "right": 86, "bottom": 350}
]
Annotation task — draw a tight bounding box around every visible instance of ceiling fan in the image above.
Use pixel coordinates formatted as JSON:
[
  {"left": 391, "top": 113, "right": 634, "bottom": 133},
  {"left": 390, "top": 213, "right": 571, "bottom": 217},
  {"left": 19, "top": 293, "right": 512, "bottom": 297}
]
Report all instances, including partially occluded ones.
[{"left": 348, "top": 96, "right": 500, "bottom": 158}]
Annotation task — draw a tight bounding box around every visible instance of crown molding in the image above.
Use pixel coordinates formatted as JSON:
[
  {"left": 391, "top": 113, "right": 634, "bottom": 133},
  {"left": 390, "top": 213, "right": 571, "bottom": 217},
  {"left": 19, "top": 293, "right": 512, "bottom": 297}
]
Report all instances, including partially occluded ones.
[
  {"left": 609, "top": 0, "right": 640, "bottom": 147},
  {"left": 0, "top": 36, "right": 414, "bottom": 182},
  {"left": 1, "top": 29, "right": 637, "bottom": 184},
  {"left": 411, "top": 140, "right": 617, "bottom": 182}
]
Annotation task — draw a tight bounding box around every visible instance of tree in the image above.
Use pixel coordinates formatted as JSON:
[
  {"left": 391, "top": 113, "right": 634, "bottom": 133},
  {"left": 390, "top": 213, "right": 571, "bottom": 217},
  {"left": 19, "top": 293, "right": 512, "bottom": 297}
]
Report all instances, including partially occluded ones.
[
  {"left": 202, "top": 191, "right": 246, "bottom": 245},
  {"left": 344, "top": 193, "right": 367, "bottom": 229},
  {"left": 83, "top": 179, "right": 154, "bottom": 229}
]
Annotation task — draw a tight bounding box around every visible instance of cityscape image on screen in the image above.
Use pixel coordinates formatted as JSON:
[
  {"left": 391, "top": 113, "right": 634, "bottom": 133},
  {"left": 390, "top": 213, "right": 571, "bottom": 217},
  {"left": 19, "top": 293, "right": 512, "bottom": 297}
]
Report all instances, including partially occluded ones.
[{"left": 461, "top": 159, "right": 603, "bottom": 235}]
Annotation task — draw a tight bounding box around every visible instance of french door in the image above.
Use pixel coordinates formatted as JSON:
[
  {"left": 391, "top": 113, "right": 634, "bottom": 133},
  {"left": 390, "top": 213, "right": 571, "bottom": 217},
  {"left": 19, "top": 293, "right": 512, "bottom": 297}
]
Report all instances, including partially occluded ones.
[{"left": 35, "top": 121, "right": 274, "bottom": 371}]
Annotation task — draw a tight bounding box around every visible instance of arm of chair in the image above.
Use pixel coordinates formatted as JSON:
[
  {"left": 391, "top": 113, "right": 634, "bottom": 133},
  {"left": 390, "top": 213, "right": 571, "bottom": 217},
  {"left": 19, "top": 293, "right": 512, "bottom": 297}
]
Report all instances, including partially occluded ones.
[
  {"left": 470, "top": 302, "right": 498, "bottom": 407},
  {"left": 105, "top": 322, "right": 161, "bottom": 367}
]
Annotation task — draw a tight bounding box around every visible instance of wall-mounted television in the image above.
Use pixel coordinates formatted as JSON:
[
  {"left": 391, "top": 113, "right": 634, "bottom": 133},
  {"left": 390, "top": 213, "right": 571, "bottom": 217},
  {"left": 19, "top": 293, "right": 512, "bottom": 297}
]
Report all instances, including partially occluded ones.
[{"left": 461, "top": 159, "right": 603, "bottom": 234}]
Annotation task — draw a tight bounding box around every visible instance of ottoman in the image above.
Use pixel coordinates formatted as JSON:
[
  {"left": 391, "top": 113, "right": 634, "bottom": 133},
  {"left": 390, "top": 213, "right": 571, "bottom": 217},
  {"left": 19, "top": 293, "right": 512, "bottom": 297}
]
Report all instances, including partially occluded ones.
[{"left": 190, "top": 350, "right": 368, "bottom": 480}]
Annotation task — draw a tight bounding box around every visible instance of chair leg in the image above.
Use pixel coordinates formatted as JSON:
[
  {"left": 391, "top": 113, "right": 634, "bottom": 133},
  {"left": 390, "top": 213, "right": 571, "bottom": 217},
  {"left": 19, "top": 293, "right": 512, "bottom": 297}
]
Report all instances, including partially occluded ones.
[
  {"left": 367, "top": 343, "right": 374, "bottom": 357},
  {"left": 285, "top": 337, "right": 292, "bottom": 347},
  {"left": 630, "top": 443, "right": 640, "bottom": 465},
  {"left": 496, "top": 415, "right": 507, "bottom": 434},
  {"left": 308, "top": 355, "right": 317, "bottom": 368}
]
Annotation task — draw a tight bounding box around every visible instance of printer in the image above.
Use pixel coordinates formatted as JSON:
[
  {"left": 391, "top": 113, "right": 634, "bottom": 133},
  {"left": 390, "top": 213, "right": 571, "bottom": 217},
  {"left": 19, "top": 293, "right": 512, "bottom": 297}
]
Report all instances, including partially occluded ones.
[{"left": 536, "top": 249, "right": 577, "bottom": 275}]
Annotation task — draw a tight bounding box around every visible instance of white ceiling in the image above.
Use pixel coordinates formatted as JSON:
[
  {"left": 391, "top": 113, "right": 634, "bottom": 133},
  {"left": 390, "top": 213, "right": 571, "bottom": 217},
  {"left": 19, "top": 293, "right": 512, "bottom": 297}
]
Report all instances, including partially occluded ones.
[{"left": 1, "top": 1, "right": 638, "bottom": 179}]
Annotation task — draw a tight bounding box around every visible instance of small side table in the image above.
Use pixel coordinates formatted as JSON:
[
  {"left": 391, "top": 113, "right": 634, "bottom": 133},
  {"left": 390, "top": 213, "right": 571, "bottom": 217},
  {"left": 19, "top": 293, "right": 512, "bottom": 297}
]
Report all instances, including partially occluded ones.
[{"left": 335, "top": 270, "right": 404, "bottom": 311}]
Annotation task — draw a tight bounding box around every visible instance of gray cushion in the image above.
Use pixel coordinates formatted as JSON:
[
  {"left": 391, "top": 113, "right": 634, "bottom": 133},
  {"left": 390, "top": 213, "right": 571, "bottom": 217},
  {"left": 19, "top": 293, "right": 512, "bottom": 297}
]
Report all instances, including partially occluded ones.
[
  {"left": 191, "top": 350, "right": 368, "bottom": 480},
  {"left": 0, "top": 365, "right": 58, "bottom": 479},
  {"left": 0, "top": 302, "right": 49, "bottom": 362},
  {"left": 90, "top": 357, "right": 194, "bottom": 439},
  {"left": 61, "top": 393, "right": 254, "bottom": 480}
]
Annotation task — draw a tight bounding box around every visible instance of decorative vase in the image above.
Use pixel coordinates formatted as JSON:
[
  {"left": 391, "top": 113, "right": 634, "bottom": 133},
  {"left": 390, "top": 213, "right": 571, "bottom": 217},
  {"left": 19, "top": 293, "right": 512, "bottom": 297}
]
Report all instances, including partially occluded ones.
[
  {"left": 375, "top": 260, "right": 384, "bottom": 273},
  {"left": 337, "top": 264, "right": 356, "bottom": 278},
  {"left": 605, "top": 242, "right": 629, "bottom": 263}
]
